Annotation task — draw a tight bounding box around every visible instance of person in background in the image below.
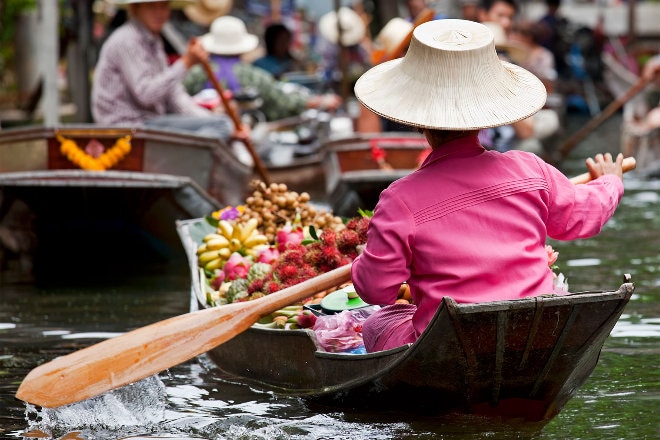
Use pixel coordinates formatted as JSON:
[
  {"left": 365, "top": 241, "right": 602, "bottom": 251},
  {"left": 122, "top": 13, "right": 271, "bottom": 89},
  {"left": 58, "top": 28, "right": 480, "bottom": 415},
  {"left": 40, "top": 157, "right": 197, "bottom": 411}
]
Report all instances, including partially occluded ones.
[
  {"left": 459, "top": 0, "right": 480, "bottom": 22},
  {"left": 315, "top": 5, "right": 371, "bottom": 95},
  {"left": 351, "top": 19, "right": 624, "bottom": 353},
  {"left": 184, "top": 16, "right": 340, "bottom": 122},
  {"left": 253, "top": 23, "right": 303, "bottom": 79},
  {"left": 509, "top": 19, "right": 558, "bottom": 93},
  {"left": 537, "top": 0, "right": 569, "bottom": 79},
  {"left": 91, "top": 0, "right": 242, "bottom": 142},
  {"left": 477, "top": 0, "right": 517, "bottom": 35},
  {"left": 405, "top": 0, "right": 447, "bottom": 22}
]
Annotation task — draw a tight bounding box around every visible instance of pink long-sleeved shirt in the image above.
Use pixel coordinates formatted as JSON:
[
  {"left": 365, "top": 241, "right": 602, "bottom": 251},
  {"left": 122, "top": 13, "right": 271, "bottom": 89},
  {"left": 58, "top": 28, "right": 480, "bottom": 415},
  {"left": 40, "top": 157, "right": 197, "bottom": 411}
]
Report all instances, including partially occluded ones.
[{"left": 352, "top": 135, "right": 623, "bottom": 338}]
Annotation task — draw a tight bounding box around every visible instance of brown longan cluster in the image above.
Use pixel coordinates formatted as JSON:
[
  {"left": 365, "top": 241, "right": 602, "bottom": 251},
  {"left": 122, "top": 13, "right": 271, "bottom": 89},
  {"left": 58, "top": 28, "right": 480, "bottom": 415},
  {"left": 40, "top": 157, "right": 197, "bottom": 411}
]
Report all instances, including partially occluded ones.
[{"left": 239, "top": 180, "right": 344, "bottom": 243}]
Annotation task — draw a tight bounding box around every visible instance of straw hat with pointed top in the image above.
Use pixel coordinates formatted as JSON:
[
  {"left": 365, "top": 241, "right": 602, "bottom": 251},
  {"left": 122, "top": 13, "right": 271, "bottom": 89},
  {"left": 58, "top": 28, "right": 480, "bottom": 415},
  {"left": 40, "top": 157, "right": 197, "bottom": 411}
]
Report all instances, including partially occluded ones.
[
  {"left": 200, "top": 16, "right": 259, "bottom": 55},
  {"left": 318, "top": 6, "right": 366, "bottom": 47},
  {"left": 109, "top": 0, "right": 195, "bottom": 9},
  {"left": 354, "top": 19, "right": 546, "bottom": 130},
  {"left": 183, "top": 0, "right": 232, "bottom": 26}
]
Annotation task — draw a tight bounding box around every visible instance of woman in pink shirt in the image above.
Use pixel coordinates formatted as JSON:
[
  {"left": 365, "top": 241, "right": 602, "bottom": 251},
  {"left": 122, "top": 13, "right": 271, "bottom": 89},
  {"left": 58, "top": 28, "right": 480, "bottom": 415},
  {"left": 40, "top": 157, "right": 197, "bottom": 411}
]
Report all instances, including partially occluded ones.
[{"left": 351, "top": 19, "right": 624, "bottom": 353}]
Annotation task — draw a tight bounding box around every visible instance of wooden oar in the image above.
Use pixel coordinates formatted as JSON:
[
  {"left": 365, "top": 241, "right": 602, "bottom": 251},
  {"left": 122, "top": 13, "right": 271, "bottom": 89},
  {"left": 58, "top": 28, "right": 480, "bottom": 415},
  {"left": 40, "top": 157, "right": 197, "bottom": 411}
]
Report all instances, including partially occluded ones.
[
  {"left": 557, "top": 74, "right": 653, "bottom": 160},
  {"left": 15, "top": 264, "right": 352, "bottom": 408},
  {"left": 200, "top": 59, "right": 271, "bottom": 185},
  {"left": 569, "top": 156, "right": 636, "bottom": 184}
]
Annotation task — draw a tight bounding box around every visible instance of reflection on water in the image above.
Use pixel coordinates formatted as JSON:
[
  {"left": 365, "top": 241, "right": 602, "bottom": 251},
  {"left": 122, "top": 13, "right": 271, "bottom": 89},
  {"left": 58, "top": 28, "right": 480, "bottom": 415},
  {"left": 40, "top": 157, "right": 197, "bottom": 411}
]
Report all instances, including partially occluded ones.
[{"left": 1, "top": 114, "right": 659, "bottom": 439}]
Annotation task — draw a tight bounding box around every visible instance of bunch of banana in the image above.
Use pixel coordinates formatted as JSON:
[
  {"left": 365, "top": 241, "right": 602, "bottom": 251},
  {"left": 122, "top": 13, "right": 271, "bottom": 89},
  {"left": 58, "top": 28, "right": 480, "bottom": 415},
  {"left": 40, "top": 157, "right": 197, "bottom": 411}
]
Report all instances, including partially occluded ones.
[{"left": 197, "top": 218, "right": 269, "bottom": 271}]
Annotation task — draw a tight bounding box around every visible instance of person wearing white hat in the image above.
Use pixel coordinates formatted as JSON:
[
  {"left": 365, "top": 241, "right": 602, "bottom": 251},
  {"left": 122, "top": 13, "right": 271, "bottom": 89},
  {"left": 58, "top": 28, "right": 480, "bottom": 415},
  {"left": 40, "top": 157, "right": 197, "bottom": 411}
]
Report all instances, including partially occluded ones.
[
  {"left": 92, "top": 0, "right": 247, "bottom": 142},
  {"left": 184, "top": 16, "right": 340, "bottom": 122},
  {"left": 315, "top": 5, "right": 371, "bottom": 90},
  {"left": 350, "top": 19, "right": 625, "bottom": 353}
]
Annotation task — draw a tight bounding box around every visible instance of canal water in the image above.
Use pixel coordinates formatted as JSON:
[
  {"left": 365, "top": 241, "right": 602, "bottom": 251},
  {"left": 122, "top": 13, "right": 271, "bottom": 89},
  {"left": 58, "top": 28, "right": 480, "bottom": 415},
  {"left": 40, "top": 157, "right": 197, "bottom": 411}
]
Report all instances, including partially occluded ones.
[{"left": 1, "top": 114, "right": 658, "bottom": 439}]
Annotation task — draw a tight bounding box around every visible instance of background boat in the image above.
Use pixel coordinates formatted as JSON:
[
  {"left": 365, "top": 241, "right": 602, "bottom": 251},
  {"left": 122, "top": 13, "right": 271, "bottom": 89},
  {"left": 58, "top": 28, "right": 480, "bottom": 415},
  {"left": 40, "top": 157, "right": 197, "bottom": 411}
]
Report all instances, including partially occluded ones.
[
  {"left": 177, "top": 216, "right": 634, "bottom": 425},
  {"left": 320, "top": 132, "right": 429, "bottom": 216},
  {"left": 0, "top": 125, "right": 253, "bottom": 281}
]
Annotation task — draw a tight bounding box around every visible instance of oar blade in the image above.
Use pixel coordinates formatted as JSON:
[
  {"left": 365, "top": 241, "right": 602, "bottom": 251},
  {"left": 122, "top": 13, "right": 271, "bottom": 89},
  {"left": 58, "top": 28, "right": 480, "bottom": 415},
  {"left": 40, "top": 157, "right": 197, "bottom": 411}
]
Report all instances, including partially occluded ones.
[
  {"left": 16, "top": 264, "right": 352, "bottom": 408},
  {"left": 15, "top": 302, "right": 250, "bottom": 408}
]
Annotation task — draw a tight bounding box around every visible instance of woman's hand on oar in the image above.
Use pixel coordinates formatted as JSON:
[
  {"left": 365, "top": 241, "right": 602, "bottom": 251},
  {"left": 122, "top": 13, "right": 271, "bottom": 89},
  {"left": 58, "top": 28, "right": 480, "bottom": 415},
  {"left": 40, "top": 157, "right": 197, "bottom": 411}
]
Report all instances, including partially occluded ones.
[
  {"left": 569, "top": 155, "right": 635, "bottom": 185},
  {"left": 15, "top": 264, "right": 352, "bottom": 408}
]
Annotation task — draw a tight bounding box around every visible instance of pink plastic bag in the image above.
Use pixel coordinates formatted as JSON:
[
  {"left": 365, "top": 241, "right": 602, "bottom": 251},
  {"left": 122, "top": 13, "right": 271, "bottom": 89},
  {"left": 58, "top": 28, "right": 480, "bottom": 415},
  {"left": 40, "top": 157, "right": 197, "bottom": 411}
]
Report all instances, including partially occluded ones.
[{"left": 312, "top": 308, "right": 376, "bottom": 353}]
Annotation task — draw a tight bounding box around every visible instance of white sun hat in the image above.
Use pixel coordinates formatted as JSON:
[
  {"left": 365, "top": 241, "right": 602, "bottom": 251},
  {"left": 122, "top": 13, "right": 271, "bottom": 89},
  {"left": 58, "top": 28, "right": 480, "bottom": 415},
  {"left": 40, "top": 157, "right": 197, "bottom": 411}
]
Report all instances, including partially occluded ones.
[
  {"left": 354, "top": 19, "right": 547, "bottom": 130},
  {"left": 183, "top": 0, "right": 233, "bottom": 26},
  {"left": 200, "top": 16, "right": 259, "bottom": 56},
  {"left": 318, "top": 6, "right": 366, "bottom": 47},
  {"left": 375, "top": 17, "right": 413, "bottom": 57},
  {"left": 109, "top": 0, "right": 195, "bottom": 9}
]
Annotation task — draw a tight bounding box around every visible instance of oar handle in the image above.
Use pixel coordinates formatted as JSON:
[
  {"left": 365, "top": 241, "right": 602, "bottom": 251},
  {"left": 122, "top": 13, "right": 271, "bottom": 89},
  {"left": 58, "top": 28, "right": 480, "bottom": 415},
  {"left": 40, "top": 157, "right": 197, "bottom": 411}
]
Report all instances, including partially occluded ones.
[
  {"left": 201, "top": 59, "right": 271, "bottom": 185},
  {"left": 569, "top": 156, "right": 636, "bottom": 185}
]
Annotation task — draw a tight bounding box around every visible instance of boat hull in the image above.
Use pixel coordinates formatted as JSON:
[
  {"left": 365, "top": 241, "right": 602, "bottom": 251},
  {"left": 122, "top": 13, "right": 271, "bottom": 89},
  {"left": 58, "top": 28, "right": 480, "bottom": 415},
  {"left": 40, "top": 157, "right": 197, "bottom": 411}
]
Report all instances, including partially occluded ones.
[
  {"left": 0, "top": 125, "right": 252, "bottom": 280},
  {"left": 177, "top": 217, "right": 633, "bottom": 423},
  {"left": 321, "top": 133, "right": 429, "bottom": 216}
]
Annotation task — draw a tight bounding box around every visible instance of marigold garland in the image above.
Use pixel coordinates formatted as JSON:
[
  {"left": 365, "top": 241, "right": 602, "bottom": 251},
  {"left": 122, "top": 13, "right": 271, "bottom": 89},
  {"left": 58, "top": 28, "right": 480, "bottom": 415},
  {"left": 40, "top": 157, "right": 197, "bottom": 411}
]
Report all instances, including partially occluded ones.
[{"left": 57, "top": 133, "right": 132, "bottom": 171}]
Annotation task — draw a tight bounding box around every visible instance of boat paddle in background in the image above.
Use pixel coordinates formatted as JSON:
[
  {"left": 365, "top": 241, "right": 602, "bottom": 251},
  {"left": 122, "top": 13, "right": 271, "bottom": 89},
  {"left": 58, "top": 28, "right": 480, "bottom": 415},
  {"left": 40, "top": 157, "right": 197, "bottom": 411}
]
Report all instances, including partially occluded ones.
[
  {"left": 556, "top": 74, "right": 653, "bottom": 160},
  {"left": 14, "top": 157, "right": 636, "bottom": 408},
  {"left": 200, "top": 58, "right": 272, "bottom": 185}
]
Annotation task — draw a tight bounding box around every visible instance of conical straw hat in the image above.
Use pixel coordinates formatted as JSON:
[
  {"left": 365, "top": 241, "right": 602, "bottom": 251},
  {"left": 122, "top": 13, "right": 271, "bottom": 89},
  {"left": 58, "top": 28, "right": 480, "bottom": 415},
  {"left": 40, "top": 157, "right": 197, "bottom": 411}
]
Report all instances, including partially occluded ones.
[
  {"left": 200, "top": 16, "right": 259, "bottom": 55},
  {"left": 354, "top": 19, "right": 546, "bottom": 130},
  {"left": 183, "top": 0, "right": 232, "bottom": 26},
  {"left": 318, "top": 6, "right": 366, "bottom": 47}
]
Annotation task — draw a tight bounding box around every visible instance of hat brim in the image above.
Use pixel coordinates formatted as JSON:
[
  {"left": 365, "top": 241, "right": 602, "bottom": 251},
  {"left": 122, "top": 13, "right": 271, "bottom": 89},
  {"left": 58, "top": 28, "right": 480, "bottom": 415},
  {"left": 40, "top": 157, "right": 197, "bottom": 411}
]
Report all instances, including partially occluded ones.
[
  {"left": 354, "top": 58, "right": 546, "bottom": 130},
  {"left": 183, "top": 2, "right": 232, "bottom": 26},
  {"left": 201, "top": 33, "right": 259, "bottom": 55},
  {"left": 318, "top": 8, "right": 366, "bottom": 47}
]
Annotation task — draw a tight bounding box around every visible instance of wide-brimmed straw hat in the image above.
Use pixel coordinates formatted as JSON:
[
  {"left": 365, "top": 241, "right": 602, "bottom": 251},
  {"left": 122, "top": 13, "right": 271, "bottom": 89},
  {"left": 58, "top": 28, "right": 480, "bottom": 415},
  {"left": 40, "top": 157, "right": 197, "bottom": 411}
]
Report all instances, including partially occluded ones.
[
  {"left": 183, "top": 0, "right": 232, "bottom": 26},
  {"left": 318, "top": 7, "right": 366, "bottom": 47},
  {"left": 109, "top": 0, "right": 195, "bottom": 9},
  {"left": 200, "top": 16, "right": 259, "bottom": 55},
  {"left": 482, "top": 21, "right": 529, "bottom": 65},
  {"left": 354, "top": 19, "right": 546, "bottom": 130},
  {"left": 375, "top": 17, "right": 413, "bottom": 56}
]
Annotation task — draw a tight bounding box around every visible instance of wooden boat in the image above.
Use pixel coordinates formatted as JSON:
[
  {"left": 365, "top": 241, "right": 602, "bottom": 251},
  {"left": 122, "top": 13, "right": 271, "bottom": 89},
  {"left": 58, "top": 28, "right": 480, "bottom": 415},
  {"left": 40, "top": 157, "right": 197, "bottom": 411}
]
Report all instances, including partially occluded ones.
[
  {"left": 251, "top": 112, "right": 333, "bottom": 202},
  {"left": 0, "top": 125, "right": 253, "bottom": 280},
  {"left": 177, "top": 217, "right": 634, "bottom": 424},
  {"left": 320, "top": 132, "right": 429, "bottom": 216}
]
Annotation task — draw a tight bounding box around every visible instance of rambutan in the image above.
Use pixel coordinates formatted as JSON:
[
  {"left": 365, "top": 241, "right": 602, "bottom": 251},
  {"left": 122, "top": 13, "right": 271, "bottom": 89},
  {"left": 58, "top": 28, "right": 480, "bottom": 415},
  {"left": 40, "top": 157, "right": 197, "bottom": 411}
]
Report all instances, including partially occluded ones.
[
  {"left": 277, "top": 264, "right": 300, "bottom": 281},
  {"left": 266, "top": 280, "right": 282, "bottom": 294},
  {"left": 337, "top": 229, "right": 360, "bottom": 256},
  {"left": 248, "top": 278, "right": 265, "bottom": 294},
  {"left": 320, "top": 228, "right": 337, "bottom": 247}
]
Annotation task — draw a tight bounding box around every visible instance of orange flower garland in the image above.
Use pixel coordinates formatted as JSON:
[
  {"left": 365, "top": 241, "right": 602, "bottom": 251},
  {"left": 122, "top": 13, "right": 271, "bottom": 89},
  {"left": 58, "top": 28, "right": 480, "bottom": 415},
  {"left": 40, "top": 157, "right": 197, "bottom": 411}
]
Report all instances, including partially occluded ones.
[{"left": 57, "top": 134, "right": 132, "bottom": 171}]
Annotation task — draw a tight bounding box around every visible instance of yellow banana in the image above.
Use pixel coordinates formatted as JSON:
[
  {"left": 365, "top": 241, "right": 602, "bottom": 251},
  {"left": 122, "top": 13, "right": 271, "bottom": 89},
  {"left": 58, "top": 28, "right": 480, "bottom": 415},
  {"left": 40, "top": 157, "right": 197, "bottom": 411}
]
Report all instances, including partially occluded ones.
[
  {"left": 243, "top": 234, "right": 268, "bottom": 248},
  {"left": 240, "top": 218, "right": 259, "bottom": 241},
  {"left": 198, "top": 250, "right": 220, "bottom": 265},
  {"left": 229, "top": 238, "right": 242, "bottom": 252},
  {"left": 232, "top": 222, "right": 243, "bottom": 240},
  {"left": 218, "top": 248, "right": 231, "bottom": 259},
  {"left": 203, "top": 233, "right": 227, "bottom": 243},
  {"left": 197, "top": 244, "right": 208, "bottom": 255},
  {"left": 217, "top": 220, "right": 233, "bottom": 239},
  {"left": 204, "top": 257, "right": 224, "bottom": 271},
  {"left": 206, "top": 236, "right": 230, "bottom": 250}
]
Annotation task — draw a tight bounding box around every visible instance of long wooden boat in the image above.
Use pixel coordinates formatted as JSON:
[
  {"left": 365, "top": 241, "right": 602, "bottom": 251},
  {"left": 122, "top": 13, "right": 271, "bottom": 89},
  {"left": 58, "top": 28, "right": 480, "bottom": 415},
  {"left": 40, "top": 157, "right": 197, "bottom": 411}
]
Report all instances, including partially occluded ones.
[
  {"left": 176, "top": 217, "right": 634, "bottom": 425},
  {"left": 320, "top": 133, "right": 429, "bottom": 216},
  {"left": 0, "top": 124, "right": 253, "bottom": 280}
]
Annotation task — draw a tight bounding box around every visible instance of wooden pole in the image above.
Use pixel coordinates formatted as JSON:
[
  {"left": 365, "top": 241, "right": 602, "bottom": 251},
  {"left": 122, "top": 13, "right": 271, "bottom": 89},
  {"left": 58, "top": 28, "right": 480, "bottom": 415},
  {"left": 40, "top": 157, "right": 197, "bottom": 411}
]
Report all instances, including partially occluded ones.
[
  {"left": 557, "top": 74, "right": 652, "bottom": 160},
  {"left": 201, "top": 59, "right": 272, "bottom": 184}
]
